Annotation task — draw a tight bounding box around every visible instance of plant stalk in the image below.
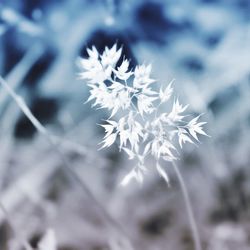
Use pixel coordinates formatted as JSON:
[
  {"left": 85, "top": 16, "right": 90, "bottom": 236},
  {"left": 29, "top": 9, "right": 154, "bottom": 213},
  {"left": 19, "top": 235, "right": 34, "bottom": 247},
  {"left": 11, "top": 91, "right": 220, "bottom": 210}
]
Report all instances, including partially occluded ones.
[
  {"left": 0, "top": 75, "right": 134, "bottom": 250},
  {"left": 172, "top": 161, "right": 202, "bottom": 250}
]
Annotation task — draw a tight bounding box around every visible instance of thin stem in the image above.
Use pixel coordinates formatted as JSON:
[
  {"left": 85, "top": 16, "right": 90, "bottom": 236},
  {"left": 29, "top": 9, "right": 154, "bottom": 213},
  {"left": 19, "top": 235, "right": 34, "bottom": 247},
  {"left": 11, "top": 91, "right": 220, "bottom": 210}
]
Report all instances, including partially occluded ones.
[
  {"left": 172, "top": 161, "right": 202, "bottom": 250},
  {"left": 0, "top": 75, "right": 134, "bottom": 250}
]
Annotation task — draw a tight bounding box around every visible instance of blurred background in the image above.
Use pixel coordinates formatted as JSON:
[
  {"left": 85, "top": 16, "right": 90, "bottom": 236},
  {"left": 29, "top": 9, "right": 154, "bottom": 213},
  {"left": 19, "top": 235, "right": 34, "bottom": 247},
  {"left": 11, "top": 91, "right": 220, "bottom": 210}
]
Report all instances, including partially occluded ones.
[{"left": 0, "top": 0, "right": 250, "bottom": 249}]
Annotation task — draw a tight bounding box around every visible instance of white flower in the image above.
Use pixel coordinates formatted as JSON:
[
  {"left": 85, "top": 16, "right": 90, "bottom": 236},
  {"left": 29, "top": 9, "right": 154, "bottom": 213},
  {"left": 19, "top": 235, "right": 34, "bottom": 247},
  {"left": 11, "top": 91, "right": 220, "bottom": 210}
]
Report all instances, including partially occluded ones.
[
  {"left": 156, "top": 162, "right": 170, "bottom": 185},
  {"left": 178, "top": 128, "right": 194, "bottom": 148},
  {"left": 151, "top": 138, "right": 176, "bottom": 160},
  {"left": 117, "top": 90, "right": 131, "bottom": 109},
  {"left": 101, "top": 121, "right": 116, "bottom": 138},
  {"left": 159, "top": 80, "right": 174, "bottom": 103},
  {"left": 187, "top": 116, "right": 208, "bottom": 140},
  {"left": 78, "top": 44, "right": 122, "bottom": 84},
  {"left": 120, "top": 169, "right": 137, "bottom": 186},
  {"left": 137, "top": 94, "right": 157, "bottom": 116},
  {"left": 133, "top": 64, "right": 155, "bottom": 89},
  {"left": 87, "top": 83, "right": 110, "bottom": 108},
  {"left": 120, "top": 164, "right": 147, "bottom": 186},
  {"left": 100, "top": 132, "right": 117, "bottom": 149},
  {"left": 101, "top": 44, "right": 122, "bottom": 67},
  {"left": 117, "top": 114, "right": 143, "bottom": 151},
  {"left": 115, "top": 59, "right": 133, "bottom": 81},
  {"left": 168, "top": 99, "right": 188, "bottom": 123},
  {"left": 79, "top": 58, "right": 109, "bottom": 84},
  {"left": 80, "top": 43, "right": 208, "bottom": 186},
  {"left": 86, "top": 46, "right": 99, "bottom": 59}
]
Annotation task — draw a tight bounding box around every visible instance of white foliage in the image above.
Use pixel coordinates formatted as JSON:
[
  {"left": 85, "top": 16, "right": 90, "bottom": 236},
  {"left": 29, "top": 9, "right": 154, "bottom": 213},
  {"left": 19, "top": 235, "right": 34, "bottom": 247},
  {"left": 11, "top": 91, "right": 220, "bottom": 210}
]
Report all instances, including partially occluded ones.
[
  {"left": 120, "top": 169, "right": 137, "bottom": 186},
  {"left": 79, "top": 43, "right": 208, "bottom": 185},
  {"left": 156, "top": 162, "right": 170, "bottom": 186},
  {"left": 178, "top": 128, "right": 194, "bottom": 148},
  {"left": 168, "top": 99, "right": 188, "bottom": 123},
  {"left": 159, "top": 79, "right": 174, "bottom": 103},
  {"left": 115, "top": 59, "right": 133, "bottom": 80}
]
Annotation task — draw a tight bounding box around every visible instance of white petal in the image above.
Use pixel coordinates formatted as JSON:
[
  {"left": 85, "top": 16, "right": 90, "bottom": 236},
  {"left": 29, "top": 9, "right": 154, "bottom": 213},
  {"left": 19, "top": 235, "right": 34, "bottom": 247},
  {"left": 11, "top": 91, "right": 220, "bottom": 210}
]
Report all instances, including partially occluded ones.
[
  {"left": 122, "top": 147, "right": 135, "bottom": 159},
  {"left": 100, "top": 133, "right": 117, "bottom": 149},
  {"left": 120, "top": 169, "right": 136, "bottom": 186},
  {"left": 156, "top": 163, "right": 170, "bottom": 186}
]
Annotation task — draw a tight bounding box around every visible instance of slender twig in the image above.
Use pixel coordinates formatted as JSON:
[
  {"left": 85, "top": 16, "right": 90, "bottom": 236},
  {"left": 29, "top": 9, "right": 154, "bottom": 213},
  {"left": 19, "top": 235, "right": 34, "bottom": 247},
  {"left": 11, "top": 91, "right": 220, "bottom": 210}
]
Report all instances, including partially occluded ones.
[
  {"left": 0, "top": 201, "right": 33, "bottom": 250},
  {"left": 172, "top": 161, "right": 202, "bottom": 250},
  {"left": 0, "top": 5, "right": 44, "bottom": 36},
  {"left": 0, "top": 75, "right": 134, "bottom": 250},
  {"left": 0, "top": 43, "right": 43, "bottom": 114}
]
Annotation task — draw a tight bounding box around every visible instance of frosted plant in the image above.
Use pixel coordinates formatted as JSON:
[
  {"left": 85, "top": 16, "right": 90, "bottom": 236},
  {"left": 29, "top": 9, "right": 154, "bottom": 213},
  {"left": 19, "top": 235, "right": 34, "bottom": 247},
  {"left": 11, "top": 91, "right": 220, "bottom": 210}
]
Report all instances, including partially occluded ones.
[
  {"left": 78, "top": 44, "right": 207, "bottom": 186},
  {"left": 79, "top": 44, "right": 207, "bottom": 186}
]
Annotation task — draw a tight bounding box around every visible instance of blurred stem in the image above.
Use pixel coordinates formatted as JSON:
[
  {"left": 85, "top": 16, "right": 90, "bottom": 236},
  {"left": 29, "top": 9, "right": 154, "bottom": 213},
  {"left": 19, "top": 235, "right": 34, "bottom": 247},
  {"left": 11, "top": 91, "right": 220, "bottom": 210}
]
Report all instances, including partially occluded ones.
[
  {"left": 0, "top": 43, "right": 43, "bottom": 118},
  {"left": 0, "top": 75, "right": 134, "bottom": 250},
  {"left": 0, "top": 202, "right": 33, "bottom": 250},
  {"left": 172, "top": 161, "right": 202, "bottom": 250}
]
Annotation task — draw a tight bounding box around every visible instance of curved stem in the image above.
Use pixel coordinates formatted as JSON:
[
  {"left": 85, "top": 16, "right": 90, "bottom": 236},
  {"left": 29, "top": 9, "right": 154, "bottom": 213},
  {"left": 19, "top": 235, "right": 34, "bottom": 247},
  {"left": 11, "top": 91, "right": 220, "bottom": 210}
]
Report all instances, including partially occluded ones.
[
  {"left": 172, "top": 161, "right": 202, "bottom": 250},
  {"left": 0, "top": 75, "right": 134, "bottom": 250}
]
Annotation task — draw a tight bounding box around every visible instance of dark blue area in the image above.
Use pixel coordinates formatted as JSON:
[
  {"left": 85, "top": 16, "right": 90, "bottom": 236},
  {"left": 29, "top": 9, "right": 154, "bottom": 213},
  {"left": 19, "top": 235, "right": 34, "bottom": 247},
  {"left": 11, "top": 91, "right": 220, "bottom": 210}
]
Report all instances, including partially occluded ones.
[
  {"left": 208, "top": 85, "right": 240, "bottom": 116},
  {"left": 237, "top": 0, "right": 250, "bottom": 10},
  {"left": 14, "top": 97, "right": 59, "bottom": 139},
  {"left": 181, "top": 57, "right": 205, "bottom": 73},
  {"left": 205, "top": 33, "right": 222, "bottom": 48},
  {"left": 1, "top": 0, "right": 59, "bottom": 20},
  {"left": 200, "top": 0, "right": 220, "bottom": 3},
  {"left": 134, "top": 2, "right": 192, "bottom": 45},
  {"left": 237, "top": 0, "right": 250, "bottom": 19},
  {"left": 20, "top": 0, "right": 47, "bottom": 19},
  {"left": 80, "top": 29, "right": 137, "bottom": 70},
  {"left": 23, "top": 46, "right": 57, "bottom": 88},
  {"left": 1, "top": 28, "right": 26, "bottom": 75}
]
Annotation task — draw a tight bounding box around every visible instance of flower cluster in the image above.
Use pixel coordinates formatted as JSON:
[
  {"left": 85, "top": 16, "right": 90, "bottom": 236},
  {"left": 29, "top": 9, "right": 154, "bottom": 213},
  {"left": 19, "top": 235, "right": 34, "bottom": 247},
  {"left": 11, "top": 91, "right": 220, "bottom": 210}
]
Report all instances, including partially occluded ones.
[{"left": 79, "top": 44, "right": 208, "bottom": 186}]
